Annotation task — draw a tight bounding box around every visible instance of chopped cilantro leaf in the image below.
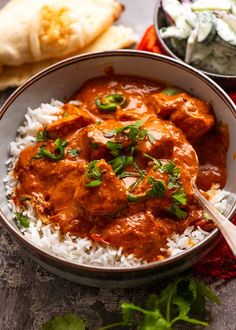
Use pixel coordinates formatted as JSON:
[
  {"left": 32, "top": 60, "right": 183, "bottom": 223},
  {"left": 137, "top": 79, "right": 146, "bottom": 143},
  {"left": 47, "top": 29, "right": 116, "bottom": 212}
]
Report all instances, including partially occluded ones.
[
  {"left": 118, "top": 172, "right": 139, "bottom": 179},
  {"left": 128, "top": 176, "right": 144, "bottom": 193},
  {"left": 147, "top": 177, "right": 166, "bottom": 198},
  {"left": 104, "top": 120, "right": 143, "bottom": 140},
  {"left": 109, "top": 156, "right": 133, "bottom": 175},
  {"left": 143, "top": 153, "right": 162, "bottom": 168},
  {"left": 36, "top": 130, "right": 50, "bottom": 142},
  {"left": 161, "top": 161, "right": 180, "bottom": 178},
  {"left": 128, "top": 193, "right": 146, "bottom": 202},
  {"left": 161, "top": 86, "right": 181, "bottom": 95},
  {"left": 15, "top": 212, "right": 30, "bottom": 228},
  {"left": 68, "top": 149, "right": 80, "bottom": 157},
  {"left": 106, "top": 141, "right": 122, "bottom": 156},
  {"left": 169, "top": 204, "right": 187, "bottom": 219},
  {"left": 85, "top": 160, "right": 104, "bottom": 188},
  {"left": 85, "top": 179, "right": 102, "bottom": 187},
  {"left": 86, "top": 160, "right": 100, "bottom": 179},
  {"left": 168, "top": 179, "right": 180, "bottom": 189},
  {"left": 172, "top": 190, "right": 187, "bottom": 206}
]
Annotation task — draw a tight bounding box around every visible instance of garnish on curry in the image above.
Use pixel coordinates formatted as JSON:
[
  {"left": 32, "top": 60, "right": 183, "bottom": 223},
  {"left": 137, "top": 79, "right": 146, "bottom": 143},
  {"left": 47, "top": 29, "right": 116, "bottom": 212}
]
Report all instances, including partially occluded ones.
[{"left": 13, "top": 76, "right": 229, "bottom": 262}]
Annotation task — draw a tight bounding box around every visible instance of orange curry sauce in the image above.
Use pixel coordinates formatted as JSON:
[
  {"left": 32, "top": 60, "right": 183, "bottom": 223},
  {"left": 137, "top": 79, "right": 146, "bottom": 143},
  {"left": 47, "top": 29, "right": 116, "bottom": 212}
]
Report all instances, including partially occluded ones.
[{"left": 13, "top": 76, "right": 229, "bottom": 262}]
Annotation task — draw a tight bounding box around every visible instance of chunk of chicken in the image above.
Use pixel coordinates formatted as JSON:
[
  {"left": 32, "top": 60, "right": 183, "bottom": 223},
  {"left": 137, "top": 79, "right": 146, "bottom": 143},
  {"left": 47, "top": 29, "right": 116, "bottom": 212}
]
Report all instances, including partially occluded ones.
[
  {"left": 136, "top": 116, "right": 174, "bottom": 159},
  {"left": 74, "top": 159, "right": 127, "bottom": 220},
  {"left": 47, "top": 107, "right": 96, "bottom": 137},
  {"left": 132, "top": 167, "right": 172, "bottom": 211},
  {"left": 93, "top": 211, "right": 178, "bottom": 261},
  {"left": 78, "top": 120, "right": 123, "bottom": 160},
  {"left": 149, "top": 91, "right": 214, "bottom": 143},
  {"left": 149, "top": 92, "right": 185, "bottom": 117},
  {"left": 170, "top": 96, "right": 215, "bottom": 143},
  {"left": 131, "top": 164, "right": 194, "bottom": 214}
]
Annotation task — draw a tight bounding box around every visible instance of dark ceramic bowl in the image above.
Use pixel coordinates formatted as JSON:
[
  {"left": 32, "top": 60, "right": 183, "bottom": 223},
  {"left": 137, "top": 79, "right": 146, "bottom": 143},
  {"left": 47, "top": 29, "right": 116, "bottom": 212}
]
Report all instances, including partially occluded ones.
[
  {"left": 0, "top": 50, "right": 236, "bottom": 288},
  {"left": 154, "top": 0, "right": 236, "bottom": 91}
]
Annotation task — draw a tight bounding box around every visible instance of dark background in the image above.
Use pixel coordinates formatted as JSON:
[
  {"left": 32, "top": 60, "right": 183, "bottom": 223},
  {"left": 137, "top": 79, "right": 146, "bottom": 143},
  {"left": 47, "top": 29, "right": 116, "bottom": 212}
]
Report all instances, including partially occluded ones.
[{"left": 0, "top": 0, "right": 235, "bottom": 329}]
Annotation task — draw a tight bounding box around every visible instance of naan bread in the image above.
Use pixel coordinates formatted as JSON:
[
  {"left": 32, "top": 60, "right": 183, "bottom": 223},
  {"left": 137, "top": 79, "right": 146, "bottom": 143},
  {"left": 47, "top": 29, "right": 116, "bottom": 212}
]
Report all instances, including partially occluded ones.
[
  {"left": 0, "top": 25, "right": 137, "bottom": 91},
  {"left": 0, "top": 0, "right": 122, "bottom": 66}
]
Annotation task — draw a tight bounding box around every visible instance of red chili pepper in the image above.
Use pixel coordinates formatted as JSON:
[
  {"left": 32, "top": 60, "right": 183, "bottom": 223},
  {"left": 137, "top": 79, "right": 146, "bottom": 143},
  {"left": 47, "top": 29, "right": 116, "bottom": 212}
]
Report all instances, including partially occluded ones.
[
  {"left": 137, "top": 25, "right": 167, "bottom": 54},
  {"left": 193, "top": 215, "right": 236, "bottom": 280},
  {"left": 228, "top": 92, "right": 236, "bottom": 104}
]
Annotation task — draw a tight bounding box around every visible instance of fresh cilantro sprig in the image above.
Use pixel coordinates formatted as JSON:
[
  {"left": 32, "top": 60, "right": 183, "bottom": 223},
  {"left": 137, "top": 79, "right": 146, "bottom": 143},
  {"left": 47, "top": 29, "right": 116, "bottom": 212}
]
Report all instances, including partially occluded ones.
[
  {"left": 42, "top": 312, "right": 85, "bottom": 330},
  {"left": 99, "top": 277, "right": 220, "bottom": 330},
  {"left": 42, "top": 277, "right": 219, "bottom": 330}
]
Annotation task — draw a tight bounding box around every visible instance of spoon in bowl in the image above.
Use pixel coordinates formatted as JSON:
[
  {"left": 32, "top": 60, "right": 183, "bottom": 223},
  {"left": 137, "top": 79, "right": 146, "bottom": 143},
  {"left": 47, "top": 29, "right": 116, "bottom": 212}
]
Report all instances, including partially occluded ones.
[{"left": 191, "top": 178, "right": 236, "bottom": 256}]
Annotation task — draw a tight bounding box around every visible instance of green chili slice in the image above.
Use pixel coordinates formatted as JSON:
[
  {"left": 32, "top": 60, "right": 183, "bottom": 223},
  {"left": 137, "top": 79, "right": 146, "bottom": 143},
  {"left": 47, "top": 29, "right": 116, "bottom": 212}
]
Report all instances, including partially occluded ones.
[
  {"left": 34, "top": 138, "right": 68, "bottom": 161},
  {"left": 95, "top": 94, "right": 127, "bottom": 112},
  {"left": 161, "top": 86, "right": 181, "bottom": 96}
]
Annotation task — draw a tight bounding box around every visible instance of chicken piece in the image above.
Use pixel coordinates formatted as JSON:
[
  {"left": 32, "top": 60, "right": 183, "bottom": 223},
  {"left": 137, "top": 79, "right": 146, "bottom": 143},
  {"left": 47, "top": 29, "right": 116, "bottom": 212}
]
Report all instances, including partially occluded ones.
[
  {"left": 74, "top": 159, "right": 127, "bottom": 220},
  {"left": 136, "top": 116, "right": 174, "bottom": 160},
  {"left": 131, "top": 163, "right": 194, "bottom": 214},
  {"left": 116, "top": 95, "right": 155, "bottom": 121},
  {"left": 78, "top": 120, "right": 123, "bottom": 160},
  {"left": 149, "top": 92, "right": 186, "bottom": 118},
  {"left": 149, "top": 92, "right": 215, "bottom": 143},
  {"left": 132, "top": 167, "right": 172, "bottom": 211},
  {"left": 46, "top": 107, "right": 96, "bottom": 138},
  {"left": 93, "top": 211, "right": 178, "bottom": 261},
  {"left": 170, "top": 96, "right": 215, "bottom": 143},
  {"left": 164, "top": 121, "right": 199, "bottom": 178}
]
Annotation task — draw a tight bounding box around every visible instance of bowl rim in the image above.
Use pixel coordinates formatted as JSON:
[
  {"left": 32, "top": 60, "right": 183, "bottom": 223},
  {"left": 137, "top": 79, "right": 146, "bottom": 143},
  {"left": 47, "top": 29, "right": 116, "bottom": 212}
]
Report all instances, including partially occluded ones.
[
  {"left": 153, "top": 0, "right": 236, "bottom": 80},
  {"left": 0, "top": 49, "right": 236, "bottom": 273}
]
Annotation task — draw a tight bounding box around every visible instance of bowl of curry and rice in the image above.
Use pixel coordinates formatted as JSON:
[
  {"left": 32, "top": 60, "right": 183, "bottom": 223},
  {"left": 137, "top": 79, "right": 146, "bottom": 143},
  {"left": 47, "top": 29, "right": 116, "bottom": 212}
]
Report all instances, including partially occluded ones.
[{"left": 0, "top": 50, "right": 236, "bottom": 287}]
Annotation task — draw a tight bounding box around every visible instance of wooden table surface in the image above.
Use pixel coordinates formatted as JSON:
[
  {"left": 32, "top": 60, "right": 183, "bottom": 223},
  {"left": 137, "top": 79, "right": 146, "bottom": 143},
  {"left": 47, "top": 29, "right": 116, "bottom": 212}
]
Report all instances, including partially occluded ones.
[{"left": 0, "top": 0, "right": 236, "bottom": 329}]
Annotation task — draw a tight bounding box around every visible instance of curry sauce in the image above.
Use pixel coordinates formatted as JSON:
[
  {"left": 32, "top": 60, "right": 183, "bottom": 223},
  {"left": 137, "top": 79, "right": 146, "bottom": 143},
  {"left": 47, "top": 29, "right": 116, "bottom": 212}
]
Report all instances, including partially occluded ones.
[{"left": 13, "top": 76, "right": 229, "bottom": 262}]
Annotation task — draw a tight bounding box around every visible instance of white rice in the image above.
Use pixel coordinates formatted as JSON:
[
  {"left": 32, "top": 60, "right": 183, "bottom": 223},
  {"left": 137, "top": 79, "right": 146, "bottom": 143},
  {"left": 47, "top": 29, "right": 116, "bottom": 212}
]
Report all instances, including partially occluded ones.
[{"left": 4, "top": 100, "right": 230, "bottom": 267}]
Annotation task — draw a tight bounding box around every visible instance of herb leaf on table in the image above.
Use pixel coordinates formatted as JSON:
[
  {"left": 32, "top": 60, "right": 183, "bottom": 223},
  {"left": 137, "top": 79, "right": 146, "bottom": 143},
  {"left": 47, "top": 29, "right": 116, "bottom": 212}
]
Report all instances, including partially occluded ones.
[
  {"left": 42, "top": 277, "right": 219, "bottom": 330},
  {"left": 99, "top": 277, "right": 219, "bottom": 330},
  {"left": 42, "top": 312, "right": 85, "bottom": 330}
]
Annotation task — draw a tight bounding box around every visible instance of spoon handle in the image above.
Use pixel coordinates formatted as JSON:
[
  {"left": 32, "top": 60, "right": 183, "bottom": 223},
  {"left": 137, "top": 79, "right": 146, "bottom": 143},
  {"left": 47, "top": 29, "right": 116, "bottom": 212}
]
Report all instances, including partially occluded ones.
[{"left": 194, "top": 187, "right": 236, "bottom": 256}]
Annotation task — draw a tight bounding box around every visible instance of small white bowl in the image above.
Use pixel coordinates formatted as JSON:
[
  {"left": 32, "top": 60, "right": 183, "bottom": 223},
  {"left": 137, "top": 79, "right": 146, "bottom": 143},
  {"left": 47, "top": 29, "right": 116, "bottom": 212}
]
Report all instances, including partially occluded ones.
[{"left": 154, "top": 0, "right": 236, "bottom": 90}]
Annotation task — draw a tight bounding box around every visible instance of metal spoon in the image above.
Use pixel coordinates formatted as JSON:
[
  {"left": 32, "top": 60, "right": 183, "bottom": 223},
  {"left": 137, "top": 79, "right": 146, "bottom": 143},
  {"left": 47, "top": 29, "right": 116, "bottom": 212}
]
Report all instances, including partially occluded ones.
[{"left": 192, "top": 179, "right": 236, "bottom": 256}]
